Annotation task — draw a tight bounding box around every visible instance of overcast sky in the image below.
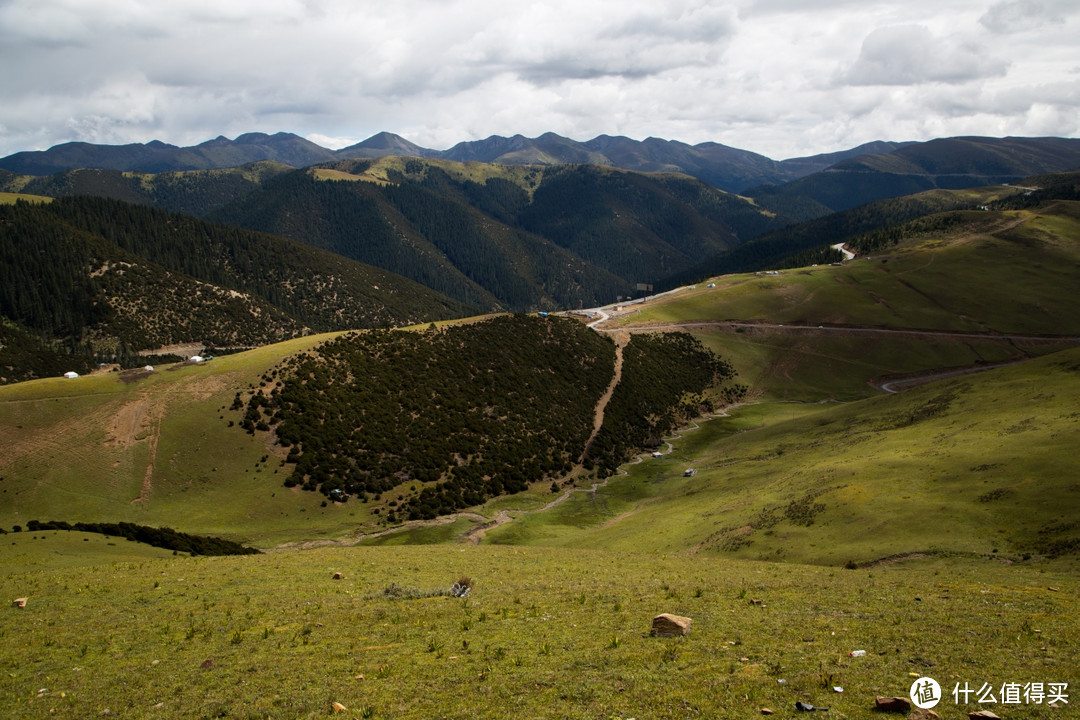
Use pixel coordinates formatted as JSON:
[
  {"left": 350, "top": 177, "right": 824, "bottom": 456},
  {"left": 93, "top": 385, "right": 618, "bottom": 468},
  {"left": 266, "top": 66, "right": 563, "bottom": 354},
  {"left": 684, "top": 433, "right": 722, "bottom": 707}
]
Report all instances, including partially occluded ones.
[{"left": 1, "top": 0, "right": 1077, "bottom": 160}]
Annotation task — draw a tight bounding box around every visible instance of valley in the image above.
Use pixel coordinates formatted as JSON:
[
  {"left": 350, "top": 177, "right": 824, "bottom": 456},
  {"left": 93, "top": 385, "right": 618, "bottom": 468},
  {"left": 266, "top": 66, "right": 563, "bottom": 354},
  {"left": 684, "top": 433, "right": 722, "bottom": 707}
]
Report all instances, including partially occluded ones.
[{"left": 0, "top": 159, "right": 1078, "bottom": 718}]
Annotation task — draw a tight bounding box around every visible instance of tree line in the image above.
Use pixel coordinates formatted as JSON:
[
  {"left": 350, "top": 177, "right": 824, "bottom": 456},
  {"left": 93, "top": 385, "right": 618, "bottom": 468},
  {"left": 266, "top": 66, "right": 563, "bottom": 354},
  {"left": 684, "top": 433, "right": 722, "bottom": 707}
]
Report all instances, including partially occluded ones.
[{"left": 6, "top": 520, "right": 260, "bottom": 555}]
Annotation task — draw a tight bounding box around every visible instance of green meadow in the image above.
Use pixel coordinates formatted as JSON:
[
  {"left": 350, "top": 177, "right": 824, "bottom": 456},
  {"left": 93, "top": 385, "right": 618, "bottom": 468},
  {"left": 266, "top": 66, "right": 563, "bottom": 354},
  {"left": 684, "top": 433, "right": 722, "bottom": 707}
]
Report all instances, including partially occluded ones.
[
  {"left": 2, "top": 545, "right": 1076, "bottom": 719},
  {"left": 484, "top": 349, "right": 1080, "bottom": 567},
  {"left": 617, "top": 206, "right": 1080, "bottom": 336},
  {"left": 0, "top": 334, "right": 364, "bottom": 547}
]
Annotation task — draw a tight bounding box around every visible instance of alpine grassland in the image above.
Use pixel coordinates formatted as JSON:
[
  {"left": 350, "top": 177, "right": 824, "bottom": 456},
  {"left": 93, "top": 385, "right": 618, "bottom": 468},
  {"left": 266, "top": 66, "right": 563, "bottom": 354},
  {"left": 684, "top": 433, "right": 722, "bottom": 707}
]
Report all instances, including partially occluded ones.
[
  {"left": 1, "top": 193, "right": 1078, "bottom": 718},
  {"left": 1, "top": 544, "right": 1076, "bottom": 718},
  {"left": 483, "top": 347, "right": 1080, "bottom": 565},
  {"left": 0, "top": 333, "right": 361, "bottom": 547}
]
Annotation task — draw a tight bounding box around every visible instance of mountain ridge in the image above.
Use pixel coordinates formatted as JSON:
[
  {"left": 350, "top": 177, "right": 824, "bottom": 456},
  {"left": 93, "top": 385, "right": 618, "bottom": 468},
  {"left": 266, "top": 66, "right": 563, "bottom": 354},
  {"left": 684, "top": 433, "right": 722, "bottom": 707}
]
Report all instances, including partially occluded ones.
[{"left": 0, "top": 131, "right": 924, "bottom": 192}]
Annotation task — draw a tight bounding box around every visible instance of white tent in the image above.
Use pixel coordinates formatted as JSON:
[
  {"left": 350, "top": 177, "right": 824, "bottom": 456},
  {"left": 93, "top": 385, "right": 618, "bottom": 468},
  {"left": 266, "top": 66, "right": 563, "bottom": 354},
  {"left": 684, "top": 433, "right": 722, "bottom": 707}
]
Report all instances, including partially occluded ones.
[{"left": 63, "top": 371, "right": 79, "bottom": 379}]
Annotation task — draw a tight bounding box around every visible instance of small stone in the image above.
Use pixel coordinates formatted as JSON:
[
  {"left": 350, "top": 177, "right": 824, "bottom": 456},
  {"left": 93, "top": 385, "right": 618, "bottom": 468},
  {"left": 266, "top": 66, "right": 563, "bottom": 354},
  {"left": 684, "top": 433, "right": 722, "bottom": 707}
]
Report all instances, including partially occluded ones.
[
  {"left": 331, "top": 701, "right": 347, "bottom": 713},
  {"left": 761, "top": 709, "right": 774, "bottom": 715},
  {"left": 650, "top": 613, "right": 692, "bottom": 637},
  {"left": 908, "top": 709, "right": 940, "bottom": 720},
  {"left": 12, "top": 598, "right": 27, "bottom": 609},
  {"left": 332, "top": 572, "right": 344, "bottom": 580},
  {"left": 875, "top": 696, "right": 911, "bottom": 712},
  {"left": 740, "top": 657, "right": 750, "bottom": 662},
  {"left": 968, "top": 712, "right": 1000, "bottom": 719}
]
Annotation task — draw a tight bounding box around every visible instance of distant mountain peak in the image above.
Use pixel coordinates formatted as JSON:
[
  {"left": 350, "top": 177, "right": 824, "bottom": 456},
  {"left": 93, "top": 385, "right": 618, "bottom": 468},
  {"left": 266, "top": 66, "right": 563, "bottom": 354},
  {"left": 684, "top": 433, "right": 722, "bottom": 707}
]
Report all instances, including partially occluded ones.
[{"left": 338, "top": 132, "right": 435, "bottom": 159}]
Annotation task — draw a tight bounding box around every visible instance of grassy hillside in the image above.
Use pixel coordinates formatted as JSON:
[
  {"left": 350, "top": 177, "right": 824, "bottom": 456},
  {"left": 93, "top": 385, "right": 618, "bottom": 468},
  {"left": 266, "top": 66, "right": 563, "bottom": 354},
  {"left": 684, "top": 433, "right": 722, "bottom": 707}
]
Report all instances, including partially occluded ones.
[
  {"left": 0, "top": 544, "right": 1075, "bottom": 719},
  {"left": 664, "top": 183, "right": 1026, "bottom": 287},
  {"left": 485, "top": 348, "right": 1080, "bottom": 565},
  {"left": 0, "top": 316, "right": 740, "bottom": 545},
  {"left": 0, "top": 334, "right": 362, "bottom": 546},
  {"left": 0, "top": 191, "right": 52, "bottom": 205},
  {"left": 622, "top": 201, "right": 1080, "bottom": 335}
]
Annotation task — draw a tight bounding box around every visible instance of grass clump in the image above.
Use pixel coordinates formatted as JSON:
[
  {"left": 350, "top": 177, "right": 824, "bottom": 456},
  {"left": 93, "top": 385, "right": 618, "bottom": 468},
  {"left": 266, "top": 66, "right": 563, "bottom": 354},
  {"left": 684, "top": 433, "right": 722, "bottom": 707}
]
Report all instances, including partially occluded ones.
[{"left": 375, "top": 576, "right": 474, "bottom": 600}]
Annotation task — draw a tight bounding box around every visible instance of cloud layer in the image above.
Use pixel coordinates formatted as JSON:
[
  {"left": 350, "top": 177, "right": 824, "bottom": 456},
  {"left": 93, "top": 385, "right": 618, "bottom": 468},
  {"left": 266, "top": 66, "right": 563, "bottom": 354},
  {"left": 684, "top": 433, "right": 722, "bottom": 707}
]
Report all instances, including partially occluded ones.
[{"left": 1, "top": 0, "right": 1077, "bottom": 159}]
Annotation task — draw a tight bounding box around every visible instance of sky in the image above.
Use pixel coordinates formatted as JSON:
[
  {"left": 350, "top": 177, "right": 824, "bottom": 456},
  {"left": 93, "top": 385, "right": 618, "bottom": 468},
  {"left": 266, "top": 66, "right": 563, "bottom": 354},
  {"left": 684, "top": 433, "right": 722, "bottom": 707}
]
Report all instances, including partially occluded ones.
[{"left": 1, "top": 0, "right": 1078, "bottom": 161}]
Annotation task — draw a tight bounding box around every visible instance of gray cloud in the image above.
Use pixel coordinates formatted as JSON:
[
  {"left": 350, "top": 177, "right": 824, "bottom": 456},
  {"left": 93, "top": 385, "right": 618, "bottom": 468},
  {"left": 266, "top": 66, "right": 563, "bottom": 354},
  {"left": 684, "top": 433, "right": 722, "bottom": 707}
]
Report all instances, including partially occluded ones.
[
  {"left": 841, "top": 24, "right": 1009, "bottom": 86},
  {"left": 979, "top": 0, "right": 1067, "bottom": 34},
  {"left": 0, "top": 0, "right": 1076, "bottom": 160}
]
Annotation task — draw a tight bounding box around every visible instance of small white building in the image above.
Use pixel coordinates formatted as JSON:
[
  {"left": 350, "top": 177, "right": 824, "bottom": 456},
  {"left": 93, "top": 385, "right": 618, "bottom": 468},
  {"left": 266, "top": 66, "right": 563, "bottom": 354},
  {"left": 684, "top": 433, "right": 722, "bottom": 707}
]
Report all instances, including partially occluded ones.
[{"left": 63, "top": 371, "right": 79, "bottom": 379}]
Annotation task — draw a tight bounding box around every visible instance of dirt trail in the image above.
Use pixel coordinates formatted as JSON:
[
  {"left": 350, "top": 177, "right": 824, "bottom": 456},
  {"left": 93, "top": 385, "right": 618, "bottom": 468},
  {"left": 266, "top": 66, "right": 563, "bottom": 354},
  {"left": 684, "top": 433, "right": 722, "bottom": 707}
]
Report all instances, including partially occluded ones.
[
  {"left": 269, "top": 512, "right": 491, "bottom": 551},
  {"left": 579, "top": 331, "right": 628, "bottom": 462},
  {"left": 105, "top": 394, "right": 165, "bottom": 504},
  {"left": 462, "top": 473, "right": 622, "bottom": 545},
  {"left": 272, "top": 331, "right": 636, "bottom": 551},
  {"left": 130, "top": 411, "right": 162, "bottom": 504}
]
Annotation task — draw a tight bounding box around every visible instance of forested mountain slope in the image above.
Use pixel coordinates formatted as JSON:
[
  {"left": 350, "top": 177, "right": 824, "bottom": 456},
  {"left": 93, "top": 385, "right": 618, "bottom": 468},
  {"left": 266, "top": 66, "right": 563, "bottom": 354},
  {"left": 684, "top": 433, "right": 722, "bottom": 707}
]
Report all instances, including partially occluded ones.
[
  {"left": 209, "top": 158, "right": 785, "bottom": 310},
  {"left": 0, "top": 196, "right": 469, "bottom": 383},
  {"left": 236, "top": 315, "right": 741, "bottom": 519},
  {"left": 0, "top": 163, "right": 293, "bottom": 218}
]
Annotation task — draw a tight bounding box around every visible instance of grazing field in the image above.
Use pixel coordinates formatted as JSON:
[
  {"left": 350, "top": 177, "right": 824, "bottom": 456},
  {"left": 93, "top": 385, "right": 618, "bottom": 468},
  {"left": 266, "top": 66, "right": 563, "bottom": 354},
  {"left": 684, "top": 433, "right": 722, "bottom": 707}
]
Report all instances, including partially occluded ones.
[
  {"left": 1, "top": 544, "right": 1076, "bottom": 719},
  {"left": 0, "top": 334, "right": 362, "bottom": 547},
  {"left": 611, "top": 203, "right": 1080, "bottom": 337},
  {"left": 479, "top": 347, "right": 1080, "bottom": 567}
]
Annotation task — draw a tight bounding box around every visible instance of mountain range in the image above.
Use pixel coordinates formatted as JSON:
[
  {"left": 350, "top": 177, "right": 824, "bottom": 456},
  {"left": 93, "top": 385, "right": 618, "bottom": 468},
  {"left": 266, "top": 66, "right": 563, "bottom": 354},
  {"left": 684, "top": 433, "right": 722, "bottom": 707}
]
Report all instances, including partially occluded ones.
[
  {"left": 1, "top": 131, "right": 903, "bottom": 193},
  {"left": 5, "top": 132, "right": 1079, "bottom": 213},
  {"left": 2, "top": 129, "right": 1079, "bottom": 385}
]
